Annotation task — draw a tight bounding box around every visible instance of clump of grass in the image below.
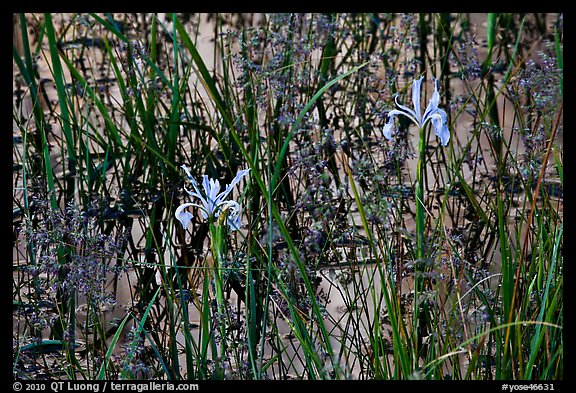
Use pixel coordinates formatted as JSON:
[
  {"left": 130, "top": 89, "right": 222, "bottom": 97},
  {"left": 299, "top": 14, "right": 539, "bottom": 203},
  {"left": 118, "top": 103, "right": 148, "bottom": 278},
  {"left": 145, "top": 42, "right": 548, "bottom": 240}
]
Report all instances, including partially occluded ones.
[{"left": 13, "top": 12, "right": 562, "bottom": 380}]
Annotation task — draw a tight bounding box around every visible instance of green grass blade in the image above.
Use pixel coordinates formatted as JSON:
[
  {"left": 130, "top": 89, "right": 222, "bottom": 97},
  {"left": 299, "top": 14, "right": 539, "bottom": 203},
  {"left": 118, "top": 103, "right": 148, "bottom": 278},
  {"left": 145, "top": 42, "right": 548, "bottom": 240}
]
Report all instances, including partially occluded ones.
[
  {"left": 15, "top": 14, "right": 45, "bottom": 135},
  {"left": 502, "top": 16, "right": 526, "bottom": 85},
  {"left": 554, "top": 27, "right": 563, "bottom": 95},
  {"left": 482, "top": 13, "right": 497, "bottom": 74},
  {"left": 97, "top": 313, "right": 131, "bottom": 380},
  {"left": 120, "top": 287, "right": 161, "bottom": 378},
  {"left": 57, "top": 50, "right": 123, "bottom": 151},
  {"left": 172, "top": 16, "right": 233, "bottom": 163},
  {"left": 44, "top": 14, "right": 75, "bottom": 159},
  {"left": 89, "top": 13, "right": 176, "bottom": 95}
]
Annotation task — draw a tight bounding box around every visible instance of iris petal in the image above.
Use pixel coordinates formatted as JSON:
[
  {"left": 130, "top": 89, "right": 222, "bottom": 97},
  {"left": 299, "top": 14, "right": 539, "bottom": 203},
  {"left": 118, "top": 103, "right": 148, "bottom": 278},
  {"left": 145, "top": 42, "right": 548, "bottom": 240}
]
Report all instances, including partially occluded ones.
[
  {"left": 428, "top": 111, "right": 450, "bottom": 146},
  {"left": 216, "top": 200, "right": 242, "bottom": 231},
  {"left": 383, "top": 115, "right": 396, "bottom": 141},
  {"left": 394, "top": 95, "right": 420, "bottom": 125},
  {"left": 438, "top": 124, "right": 450, "bottom": 146},
  {"left": 182, "top": 165, "right": 205, "bottom": 199},
  {"left": 423, "top": 81, "right": 440, "bottom": 121},
  {"left": 181, "top": 164, "right": 194, "bottom": 181},
  {"left": 383, "top": 110, "right": 411, "bottom": 140},
  {"left": 218, "top": 168, "right": 251, "bottom": 202},
  {"left": 175, "top": 203, "right": 202, "bottom": 229},
  {"left": 411, "top": 76, "right": 424, "bottom": 123}
]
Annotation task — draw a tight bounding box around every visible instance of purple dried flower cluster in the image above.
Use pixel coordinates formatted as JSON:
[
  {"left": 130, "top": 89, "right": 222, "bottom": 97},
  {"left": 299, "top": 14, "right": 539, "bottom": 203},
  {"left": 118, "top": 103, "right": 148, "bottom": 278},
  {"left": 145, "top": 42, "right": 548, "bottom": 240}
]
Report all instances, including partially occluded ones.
[
  {"left": 119, "top": 40, "right": 165, "bottom": 99},
  {"left": 384, "top": 13, "right": 420, "bottom": 78},
  {"left": 270, "top": 251, "right": 324, "bottom": 321},
  {"left": 517, "top": 124, "right": 548, "bottom": 184},
  {"left": 205, "top": 297, "right": 253, "bottom": 379},
  {"left": 518, "top": 43, "right": 562, "bottom": 114},
  {"left": 115, "top": 326, "right": 151, "bottom": 379},
  {"left": 226, "top": 14, "right": 347, "bottom": 129},
  {"left": 449, "top": 30, "right": 482, "bottom": 81},
  {"left": 121, "top": 40, "right": 148, "bottom": 60},
  {"left": 210, "top": 298, "right": 240, "bottom": 342},
  {"left": 18, "top": 193, "right": 129, "bottom": 313},
  {"left": 398, "top": 13, "right": 419, "bottom": 50},
  {"left": 291, "top": 130, "right": 344, "bottom": 263},
  {"left": 448, "top": 93, "right": 478, "bottom": 119},
  {"left": 513, "top": 42, "right": 562, "bottom": 183}
]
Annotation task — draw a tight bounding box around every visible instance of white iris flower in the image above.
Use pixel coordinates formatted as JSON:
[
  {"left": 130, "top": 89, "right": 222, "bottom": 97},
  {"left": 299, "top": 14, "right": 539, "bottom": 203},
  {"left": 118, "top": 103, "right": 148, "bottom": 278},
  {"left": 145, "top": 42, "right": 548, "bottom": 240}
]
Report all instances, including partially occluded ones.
[
  {"left": 383, "top": 76, "right": 450, "bottom": 146},
  {"left": 175, "top": 165, "right": 250, "bottom": 231}
]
